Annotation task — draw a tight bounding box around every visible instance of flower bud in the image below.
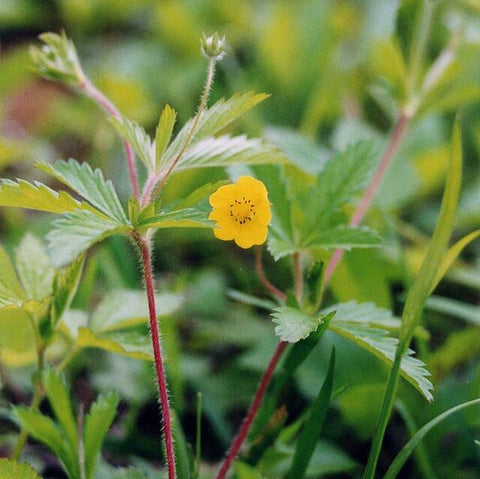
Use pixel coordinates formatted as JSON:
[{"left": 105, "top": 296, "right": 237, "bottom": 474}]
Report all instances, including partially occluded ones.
[{"left": 201, "top": 33, "right": 226, "bottom": 61}]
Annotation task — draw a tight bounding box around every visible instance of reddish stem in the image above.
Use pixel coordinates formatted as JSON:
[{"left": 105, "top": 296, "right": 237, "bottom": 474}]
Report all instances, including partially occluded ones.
[
  {"left": 254, "top": 247, "right": 286, "bottom": 301},
  {"left": 81, "top": 79, "right": 140, "bottom": 199},
  {"left": 216, "top": 341, "right": 288, "bottom": 479},
  {"left": 324, "top": 112, "right": 410, "bottom": 284},
  {"left": 134, "top": 233, "right": 176, "bottom": 479}
]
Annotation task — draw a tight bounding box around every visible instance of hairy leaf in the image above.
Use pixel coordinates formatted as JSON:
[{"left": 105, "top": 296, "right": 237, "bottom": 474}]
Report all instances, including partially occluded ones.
[
  {"left": 173, "top": 134, "right": 286, "bottom": 172},
  {"left": 15, "top": 234, "right": 54, "bottom": 301},
  {"left": 174, "top": 180, "right": 229, "bottom": 210},
  {"left": 37, "top": 159, "right": 128, "bottom": 223},
  {"left": 302, "top": 141, "right": 376, "bottom": 239},
  {"left": 47, "top": 210, "right": 131, "bottom": 267},
  {"left": 0, "top": 178, "right": 95, "bottom": 214},
  {"left": 137, "top": 208, "right": 214, "bottom": 230},
  {"left": 110, "top": 116, "right": 154, "bottom": 170},
  {"left": 272, "top": 307, "right": 327, "bottom": 343},
  {"left": 84, "top": 391, "right": 120, "bottom": 479},
  {"left": 155, "top": 104, "right": 177, "bottom": 169},
  {"left": 162, "top": 92, "right": 269, "bottom": 167},
  {"left": 0, "top": 244, "right": 24, "bottom": 309}
]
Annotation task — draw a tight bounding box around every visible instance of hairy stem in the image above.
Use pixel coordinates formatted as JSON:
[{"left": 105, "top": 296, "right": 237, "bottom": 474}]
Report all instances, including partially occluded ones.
[
  {"left": 142, "top": 57, "right": 216, "bottom": 207},
  {"left": 324, "top": 111, "right": 410, "bottom": 284},
  {"left": 216, "top": 341, "right": 288, "bottom": 479},
  {"left": 80, "top": 79, "right": 140, "bottom": 199},
  {"left": 133, "top": 232, "right": 176, "bottom": 479},
  {"left": 254, "top": 247, "right": 286, "bottom": 301}
]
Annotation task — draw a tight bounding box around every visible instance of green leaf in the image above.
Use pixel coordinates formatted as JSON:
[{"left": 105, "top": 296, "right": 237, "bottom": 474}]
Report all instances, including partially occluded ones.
[
  {"left": 267, "top": 231, "right": 299, "bottom": 261},
  {"left": 0, "top": 243, "right": 24, "bottom": 308},
  {"left": 0, "top": 178, "right": 96, "bottom": 214},
  {"left": 286, "top": 347, "right": 335, "bottom": 479},
  {"left": 264, "top": 126, "right": 329, "bottom": 175},
  {"left": 50, "top": 255, "right": 85, "bottom": 327},
  {"left": 84, "top": 391, "right": 120, "bottom": 479},
  {"left": 137, "top": 208, "right": 214, "bottom": 230},
  {"left": 0, "top": 459, "right": 42, "bottom": 478},
  {"left": 43, "top": 369, "right": 77, "bottom": 454},
  {"left": 329, "top": 321, "right": 433, "bottom": 401},
  {"left": 425, "top": 295, "right": 480, "bottom": 327},
  {"left": 161, "top": 92, "right": 269, "bottom": 168},
  {"left": 172, "top": 134, "right": 286, "bottom": 172},
  {"left": 174, "top": 180, "right": 229, "bottom": 210},
  {"left": 90, "top": 289, "right": 183, "bottom": 333},
  {"left": 77, "top": 327, "right": 152, "bottom": 361},
  {"left": 47, "top": 210, "right": 131, "bottom": 267},
  {"left": 30, "top": 31, "right": 84, "bottom": 87},
  {"left": 272, "top": 307, "right": 327, "bottom": 343},
  {"left": 37, "top": 159, "right": 128, "bottom": 223},
  {"left": 110, "top": 116, "right": 154, "bottom": 171},
  {"left": 303, "top": 225, "right": 383, "bottom": 251},
  {"left": 430, "top": 229, "right": 480, "bottom": 293},
  {"left": 111, "top": 468, "right": 151, "bottom": 479},
  {"left": 235, "top": 462, "right": 263, "bottom": 479},
  {"left": 14, "top": 234, "right": 54, "bottom": 301},
  {"left": 155, "top": 104, "right": 177, "bottom": 169},
  {"left": 384, "top": 399, "right": 480, "bottom": 479},
  {"left": 302, "top": 141, "right": 376, "bottom": 239},
  {"left": 14, "top": 407, "right": 79, "bottom": 479}
]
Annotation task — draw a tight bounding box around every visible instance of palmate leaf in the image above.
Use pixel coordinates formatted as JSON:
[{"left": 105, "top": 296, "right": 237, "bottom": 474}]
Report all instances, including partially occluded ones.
[
  {"left": 159, "top": 92, "right": 269, "bottom": 170},
  {"left": 47, "top": 210, "right": 132, "bottom": 267},
  {"left": 137, "top": 208, "right": 214, "bottom": 230},
  {"left": 15, "top": 234, "right": 54, "bottom": 301},
  {"left": 0, "top": 178, "right": 96, "bottom": 214},
  {"left": 37, "top": 159, "right": 128, "bottom": 223},
  {"left": 172, "top": 134, "right": 286, "bottom": 172},
  {"left": 110, "top": 116, "right": 154, "bottom": 171},
  {"left": 327, "top": 307, "right": 433, "bottom": 401},
  {"left": 0, "top": 244, "right": 24, "bottom": 309},
  {"left": 302, "top": 141, "right": 377, "bottom": 239},
  {"left": 0, "top": 459, "right": 42, "bottom": 479}
]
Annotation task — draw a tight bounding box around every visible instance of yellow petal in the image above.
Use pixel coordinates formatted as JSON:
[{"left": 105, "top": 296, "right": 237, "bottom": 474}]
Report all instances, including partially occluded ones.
[
  {"left": 213, "top": 222, "right": 239, "bottom": 241},
  {"left": 236, "top": 176, "right": 268, "bottom": 199},
  {"left": 209, "top": 184, "right": 237, "bottom": 207},
  {"left": 254, "top": 200, "right": 272, "bottom": 225},
  {"left": 234, "top": 223, "right": 268, "bottom": 249}
]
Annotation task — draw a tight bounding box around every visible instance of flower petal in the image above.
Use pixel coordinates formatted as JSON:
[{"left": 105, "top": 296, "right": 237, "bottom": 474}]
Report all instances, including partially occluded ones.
[
  {"left": 234, "top": 223, "right": 268, "bottom": 249},
  {"left": 209, "top": 184, "right": 237, "bottom": 207},
  {"left": 213, "top": 222, "right": 239, "bottom": 241},
  {"left": 236, "top": 176, "right": 268, "bottom": 199}
]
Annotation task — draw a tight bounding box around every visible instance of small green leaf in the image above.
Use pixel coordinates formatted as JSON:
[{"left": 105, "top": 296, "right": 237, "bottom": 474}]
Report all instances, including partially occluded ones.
[
  {"left": 305, "top": 262, "right": 324, "bottom": 312},
  {"left": 14, "top": 407, "right": 79, "bottom": 479},
  {"left": 84, "top": 391, "right": 120, "bottom": 479},
  {"left": 110, "top": 116, "right": 154, "bottom": 171},
  {"left": 137, "top": 208, "right": 214, "bottom": 230},
  {"left": 155, "top": 104, "right": 177, "bottom": 169},
  {"left": 0, "top": 243, "right": 24, "bottom": 309},
  {"left": 267, "top": 231, "right": 299, "bottom": 261},
  {"left": 162, "top": 92, "right": 269, "bottom": 167},
  {"left": 47, "top": 210, "right": 131, "bottom": 267},
  {"left": 15, "top": 234, "right": 54, "bottom": 301},
  {"left": 172, "top": 134, "right": 286, "bottom": 172},
  {"left": 0, "top": 459, "right": 42, "bottom": 478},
  {"left": 43, "top": 370, "right": 77, "bottom": 454},
  {"left": 384, "top": 398, "right": 480, "bottom": 479},
  {"left": 0, "top": 178, "right": 96, "bottom": 214},
  {"left": 174, "top": 180, "right": 229, "bottom": 210},
  {"left": 430, "top": 229, "right": 480, "bottom": 293},
  {"left": 272, "top": 307, "right": 326, "bottom": 343},
  {"left": 37, "top": 159, "right": 128, "bottom": 223},
  {"left": 304, "top": 225, "right": 382, "bottom": 251},
  {"left": 50, "top": 255, "right": 85, "bottom": 327},
  {"left": 286, "top": 347, "right": 335, "bottom": 479}
]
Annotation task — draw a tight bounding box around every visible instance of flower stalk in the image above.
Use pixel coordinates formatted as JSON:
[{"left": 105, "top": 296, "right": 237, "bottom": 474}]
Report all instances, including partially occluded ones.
[{"left": 133, "top": 232, "right": 176, "bottom": 479}]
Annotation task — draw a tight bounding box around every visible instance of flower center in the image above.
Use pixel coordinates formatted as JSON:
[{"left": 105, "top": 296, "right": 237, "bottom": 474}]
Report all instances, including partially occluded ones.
[{"left": 230, "top": 196, "right": 255, "bottom": 225}]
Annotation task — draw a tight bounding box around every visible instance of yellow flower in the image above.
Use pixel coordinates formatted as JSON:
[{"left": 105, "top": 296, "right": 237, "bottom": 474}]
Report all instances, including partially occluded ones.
[{"left": 209, "top": 176, "right": 272, "bottom": 249}]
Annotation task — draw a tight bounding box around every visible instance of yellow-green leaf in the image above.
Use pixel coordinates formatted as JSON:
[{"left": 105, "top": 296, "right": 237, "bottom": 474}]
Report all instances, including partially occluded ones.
[
  {"left": 155, "top": 104, "right": 177, "bottom": 169},
  {"left": 0, "top": 244, "right": 24, "bottom": 308},
  {"left": 0, "top": 459, "right": 42, "bottom": 478}
]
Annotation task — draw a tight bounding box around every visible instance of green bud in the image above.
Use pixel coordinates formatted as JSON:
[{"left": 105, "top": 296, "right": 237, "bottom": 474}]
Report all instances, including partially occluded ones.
[{"left": 201, "top": 32, "right": 226, "bottom": 61}]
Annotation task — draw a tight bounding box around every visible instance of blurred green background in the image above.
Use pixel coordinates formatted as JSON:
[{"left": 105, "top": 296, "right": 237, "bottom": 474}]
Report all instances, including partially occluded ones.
[{"left": 1, "top": 1, "right": 480, "bottom": 478}]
